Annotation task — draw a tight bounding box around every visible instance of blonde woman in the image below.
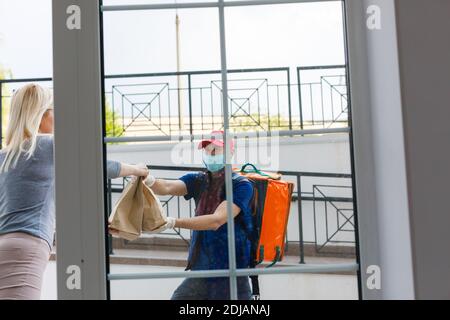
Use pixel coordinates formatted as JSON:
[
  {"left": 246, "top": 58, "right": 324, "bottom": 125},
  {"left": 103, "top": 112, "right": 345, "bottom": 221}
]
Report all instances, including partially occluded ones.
[{"left": 0, "top": 84, "right": 147, "bottom": 300}]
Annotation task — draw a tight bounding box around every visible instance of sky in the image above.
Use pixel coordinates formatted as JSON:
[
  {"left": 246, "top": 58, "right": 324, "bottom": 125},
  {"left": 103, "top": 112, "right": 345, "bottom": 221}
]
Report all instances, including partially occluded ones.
[{"left": 0, "top": 0, "right": 345, "bottom": 78}]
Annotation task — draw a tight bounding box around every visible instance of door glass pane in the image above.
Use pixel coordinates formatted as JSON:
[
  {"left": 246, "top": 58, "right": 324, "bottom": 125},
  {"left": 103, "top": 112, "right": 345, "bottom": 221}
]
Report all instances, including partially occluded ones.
[
  {"left": 223, "top": 0, "right": 358, "bottom": 299},
  {"left": 0, "top": 0, "right": 56, "bottom": 299},
  {"left": 103, "top": 8, "right": 221, "bottom": 137},
  {"left": 102, "top": 7, "right": 233, "bottom": 300},
  {"left": 102, "top": 0, "right": 359, "bottom": 301}
]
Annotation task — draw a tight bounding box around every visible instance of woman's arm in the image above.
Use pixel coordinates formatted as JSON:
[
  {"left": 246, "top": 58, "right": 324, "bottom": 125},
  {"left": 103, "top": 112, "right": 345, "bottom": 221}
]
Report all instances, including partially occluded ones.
[
  {"left": 118, "top": 162, "right": 148, "bottom": 178},
  {"left": 106, "top": 161, "right": 148, "bottom": 179},
  {"left": 174, "top": 201, "right": 241, "bottom": 231}
]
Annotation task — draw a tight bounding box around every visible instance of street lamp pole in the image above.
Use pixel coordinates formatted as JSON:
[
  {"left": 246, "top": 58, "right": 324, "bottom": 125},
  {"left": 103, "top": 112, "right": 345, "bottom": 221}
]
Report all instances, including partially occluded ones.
[{"left": 175, "top": 10, "right": 184, "bottom": 131}]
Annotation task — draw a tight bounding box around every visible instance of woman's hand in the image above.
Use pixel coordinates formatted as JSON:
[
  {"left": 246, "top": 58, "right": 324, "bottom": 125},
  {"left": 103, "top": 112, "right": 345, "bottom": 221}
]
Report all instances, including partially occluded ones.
[
  {"left": 107, "top": 221, "right": 120, "bottom": 237},
  {"left": 133, "top": 163, "right": 149, "bottom": 178},
  {"left": 118, "top": 162, "right": 149, "bottom": 178}
]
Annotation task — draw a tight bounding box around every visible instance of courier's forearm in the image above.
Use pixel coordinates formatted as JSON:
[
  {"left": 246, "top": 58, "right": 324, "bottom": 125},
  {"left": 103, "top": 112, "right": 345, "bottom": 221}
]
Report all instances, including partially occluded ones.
[
  {"left": 175, "top": 201, "right": 240, "bottom": 231},
  {"left": 149, "top": 178, "right": 188, "bottom": 197},
  {"left": 174, "top": 215, "right": 222, "bottom": 231},
  {"left": 150, "top": 179, "right": 171, "bottom": 196}
]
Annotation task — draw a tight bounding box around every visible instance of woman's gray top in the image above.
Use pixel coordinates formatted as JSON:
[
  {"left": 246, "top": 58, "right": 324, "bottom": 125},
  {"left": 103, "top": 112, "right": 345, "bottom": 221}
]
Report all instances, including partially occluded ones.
[{"left": 0, "top": 135, "right": 122, "bottom": 249}]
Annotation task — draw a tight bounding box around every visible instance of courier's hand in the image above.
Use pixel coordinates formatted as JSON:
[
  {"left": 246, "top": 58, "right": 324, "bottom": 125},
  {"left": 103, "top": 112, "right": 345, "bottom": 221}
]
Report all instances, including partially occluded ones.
[
  {"left": 144, "top": 174, "right": 156, "bottom": 187},
  {"left": 148, "top": 217, "right": 176, "bottom": 234}
]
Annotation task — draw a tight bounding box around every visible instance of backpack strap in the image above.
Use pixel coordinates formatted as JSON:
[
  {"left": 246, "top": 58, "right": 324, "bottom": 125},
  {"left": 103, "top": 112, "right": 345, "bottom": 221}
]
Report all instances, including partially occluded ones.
[
  {"left": 240, "top": 163, "right": 270, "bottom": 177},
  {"left": 231, "top": 172, "right": 247, "bottom": 183}
]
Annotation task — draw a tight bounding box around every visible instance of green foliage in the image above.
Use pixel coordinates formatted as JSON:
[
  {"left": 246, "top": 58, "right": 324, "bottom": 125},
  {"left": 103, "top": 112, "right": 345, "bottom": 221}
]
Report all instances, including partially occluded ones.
[
  {"left": 104, "top": 99, "right": 124, "bottom": 137},
  {"left": 1, "top": 65, "right": 12, "bottom": 146},
  {"left": 230, "top": 113, "right": 291, "bottom": 132}
]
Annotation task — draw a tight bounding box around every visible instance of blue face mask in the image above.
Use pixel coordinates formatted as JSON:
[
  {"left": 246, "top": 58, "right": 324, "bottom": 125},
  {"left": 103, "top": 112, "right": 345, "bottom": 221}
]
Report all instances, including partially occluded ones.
[{"left": 202, "top": 153, "right": 225, "bottom": 172}]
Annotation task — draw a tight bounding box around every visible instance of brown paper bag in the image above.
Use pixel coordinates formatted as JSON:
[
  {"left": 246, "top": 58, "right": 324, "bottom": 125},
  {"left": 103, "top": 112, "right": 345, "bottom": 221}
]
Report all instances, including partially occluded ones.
[
  {"left": 142, "top": 182, "right": 166, "bottom": 232},
  {"left": 109, "top": 177, "right": 166, "bottom": 241}
]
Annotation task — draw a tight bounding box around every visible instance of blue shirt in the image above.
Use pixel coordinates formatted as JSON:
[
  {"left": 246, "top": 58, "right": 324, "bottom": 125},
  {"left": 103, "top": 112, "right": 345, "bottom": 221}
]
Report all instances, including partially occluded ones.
[
  {"left": 0, "top": 135, "right": 122, "bottom": 249},
  {"left": 179, "top": 171, "right": 254, "bottom": 271}
]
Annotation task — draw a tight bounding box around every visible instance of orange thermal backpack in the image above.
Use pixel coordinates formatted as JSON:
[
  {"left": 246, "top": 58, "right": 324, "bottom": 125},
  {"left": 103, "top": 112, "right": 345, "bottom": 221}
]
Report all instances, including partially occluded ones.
[{"left": 235, "top": 163, "right": 294, "bottom": 299}]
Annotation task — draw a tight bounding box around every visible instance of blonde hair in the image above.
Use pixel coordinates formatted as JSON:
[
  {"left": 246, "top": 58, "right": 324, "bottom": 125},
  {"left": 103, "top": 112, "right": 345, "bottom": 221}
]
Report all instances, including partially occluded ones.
[{"left": 0, "top": 83, "right": 53, "bottom": 173}]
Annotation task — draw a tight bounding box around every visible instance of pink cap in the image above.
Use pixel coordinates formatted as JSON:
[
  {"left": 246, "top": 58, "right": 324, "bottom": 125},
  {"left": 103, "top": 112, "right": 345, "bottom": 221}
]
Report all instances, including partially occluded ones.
[{"left": 198, "top": 130, "right": 235, "bottom": 153}]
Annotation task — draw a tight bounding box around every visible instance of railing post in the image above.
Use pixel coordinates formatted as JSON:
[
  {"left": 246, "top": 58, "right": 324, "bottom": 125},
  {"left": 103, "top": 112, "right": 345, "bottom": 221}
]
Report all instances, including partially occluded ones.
[
  {"left": 286, "top": 69, "right": 293, "bottom": 131},
  {"left": 297, "top": 175, "right": 305, "bottom": 264},
  {"left": 296, "top": 67, "right": 304, "bottom": 131},
  {"left": 107, "top": 179, "right": 114, "bottom": 255},
  {"left": 188, "top": 74, "right": 193, "bottom": 137},
  {"left": 110, "top": 86, "right": 114, "bottom": 137}
]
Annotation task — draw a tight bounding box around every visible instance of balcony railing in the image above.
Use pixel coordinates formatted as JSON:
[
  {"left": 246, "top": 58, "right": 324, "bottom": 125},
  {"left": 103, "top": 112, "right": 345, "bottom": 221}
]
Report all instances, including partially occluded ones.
[
  {"left": 107, "top": 165, "right": 355, "bottom": 264},
  {"left": 0, "top": 65, "right": 348, "bottom": 147}
]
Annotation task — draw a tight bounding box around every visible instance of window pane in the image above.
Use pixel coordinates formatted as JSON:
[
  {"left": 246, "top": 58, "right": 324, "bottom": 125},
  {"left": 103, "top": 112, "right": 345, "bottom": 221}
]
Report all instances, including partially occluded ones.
[
  {"left": 223, "top": 1, "right": 347, "bottom": 130},
  {"left": 110, "top": 267, "right": 187, "bottom": 300},
  {"left": 103, "top": 0, "right": 217, "bottom": 5},
  {"left": 103, "top": 8, "right": 220, "bottom": 74},
  {"left": 222, "top": 0, "right": 358, "bottom": 300},
  {"left": 0, "top": 0, "right": 52, "bottom": 78},
  {"left": 103, "top": 0, "right": 359, "bottom": 301},
  {"left": 103, "top": 8, "right": 221, "bottom": 137},
  {"left": 225, "top": 2, "right": 345, "bottom": 69}
]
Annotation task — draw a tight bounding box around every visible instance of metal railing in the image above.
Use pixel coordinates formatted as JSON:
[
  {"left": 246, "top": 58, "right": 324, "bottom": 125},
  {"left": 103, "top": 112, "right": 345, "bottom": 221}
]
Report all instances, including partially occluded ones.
[
  {"left": 297, "top": 65, "right": 348, "bottom": 129},
  {"left": 0, "top": 65, "right": 347, "bottom": 147},
  {"left": 312, "top": 185, "right": 354, "bottom": 253},
  {"left": 107, "top": 165, "right": 354, "bottom": 264}
]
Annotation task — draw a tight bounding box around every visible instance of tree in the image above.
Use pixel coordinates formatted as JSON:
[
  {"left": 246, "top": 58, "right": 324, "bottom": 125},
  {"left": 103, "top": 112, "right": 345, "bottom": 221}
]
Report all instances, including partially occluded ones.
[
  {"left": 0, "top": 65, "right": 12, "bottom": 147},
  {"left": 104, "top": 98, "right": 124, "bottom": 138}
]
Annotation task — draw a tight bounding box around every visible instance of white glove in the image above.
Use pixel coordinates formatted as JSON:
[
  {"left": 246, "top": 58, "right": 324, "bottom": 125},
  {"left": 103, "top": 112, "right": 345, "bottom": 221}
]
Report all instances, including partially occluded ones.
[
  {"left": 148, "top": 216, "right": 176, "bottom": 234},
  {"left": 145, "top": 175, "right": 156, "bottom": 187},
  {"left": 165, "top": 216, "right": 176, "bottom": 229}
]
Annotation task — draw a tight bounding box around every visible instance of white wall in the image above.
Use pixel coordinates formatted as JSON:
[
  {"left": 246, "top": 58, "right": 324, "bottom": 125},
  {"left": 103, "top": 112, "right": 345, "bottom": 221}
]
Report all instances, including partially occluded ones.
[
  {"left": 347, "top": 0, "right": 450, "bottom": 299},
  {"left": 106, "top": 134, "right": 351, "bottom": 173},
  {"left": 346, "top": 0, "right": 416, "bottom": 299},
  {"left": 363, "top": 0, "right": 414, "bottom": 299},
  {"left": 395, "top": 0, "right": 450, "bottom": 299}
]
